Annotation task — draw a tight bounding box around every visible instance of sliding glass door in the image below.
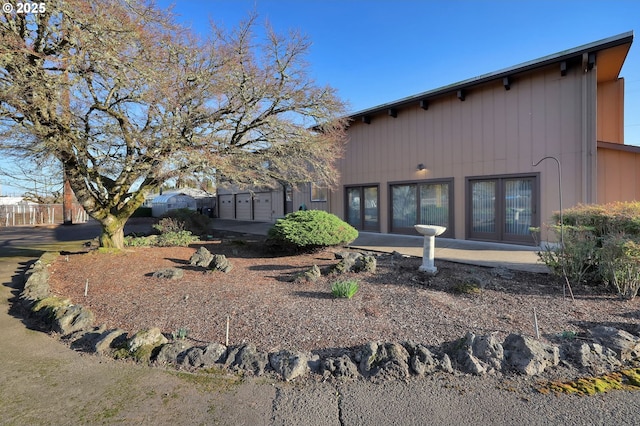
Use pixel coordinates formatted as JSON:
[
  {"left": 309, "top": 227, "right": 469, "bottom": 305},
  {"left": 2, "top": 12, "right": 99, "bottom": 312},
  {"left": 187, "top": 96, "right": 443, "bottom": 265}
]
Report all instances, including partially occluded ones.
[{"left": 468, "top": 175, "right": 537, "bottom": 244}]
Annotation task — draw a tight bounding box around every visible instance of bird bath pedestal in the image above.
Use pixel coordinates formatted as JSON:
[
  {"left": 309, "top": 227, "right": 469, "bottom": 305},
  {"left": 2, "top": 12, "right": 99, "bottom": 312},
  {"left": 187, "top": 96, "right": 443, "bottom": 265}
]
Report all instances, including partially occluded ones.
[{"left": 414, "top": 225, "right": 447, "bottom": 275}]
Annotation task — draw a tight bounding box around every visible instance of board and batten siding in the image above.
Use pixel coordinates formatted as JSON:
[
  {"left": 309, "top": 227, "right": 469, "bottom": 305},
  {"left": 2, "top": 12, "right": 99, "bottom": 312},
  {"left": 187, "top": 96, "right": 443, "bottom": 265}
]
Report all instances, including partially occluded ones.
[{"left": 332, "top": 62, "right": 594, "bottom": 241}]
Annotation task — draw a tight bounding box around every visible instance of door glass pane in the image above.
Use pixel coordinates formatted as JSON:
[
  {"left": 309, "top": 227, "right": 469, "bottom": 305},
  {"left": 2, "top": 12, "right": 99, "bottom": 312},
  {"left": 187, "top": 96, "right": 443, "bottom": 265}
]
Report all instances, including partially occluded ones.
[
  {"left": 346, "top": 188, "right": 361, "bottom": 227},
  {"left": 472, "top": 181, "right": 496, "bottom": 233},
  {"left": 419, "top": 183, "right": 449, "bottom": 227},
  {"left": 363, "top": 187, "right": 378, "bottom": 229},
  {"left": 505, "top": 179, "right": 532, "bottom": 235},
  {"left": 391, "top": 185, "right": 417, "bottom": 228}
]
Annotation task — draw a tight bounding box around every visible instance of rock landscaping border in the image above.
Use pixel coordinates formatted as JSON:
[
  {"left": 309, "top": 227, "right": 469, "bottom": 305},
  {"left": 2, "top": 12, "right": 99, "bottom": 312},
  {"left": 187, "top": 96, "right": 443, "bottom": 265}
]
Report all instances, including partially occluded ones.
[{"left": 20, "top": 252, "right": 640, "bottom": 383}]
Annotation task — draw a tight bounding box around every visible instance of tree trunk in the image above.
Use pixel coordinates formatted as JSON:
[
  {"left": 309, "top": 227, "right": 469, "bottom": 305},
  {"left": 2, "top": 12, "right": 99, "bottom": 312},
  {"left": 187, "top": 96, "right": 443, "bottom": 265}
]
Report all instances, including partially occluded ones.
[{"left": 98, "top": 216, "right": 127, "bottom": 249}]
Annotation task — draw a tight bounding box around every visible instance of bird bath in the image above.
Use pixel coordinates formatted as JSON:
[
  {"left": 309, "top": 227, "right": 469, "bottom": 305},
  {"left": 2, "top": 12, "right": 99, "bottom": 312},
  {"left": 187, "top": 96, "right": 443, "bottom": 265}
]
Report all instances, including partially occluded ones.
[{"left": 414, "top": 225, "right": 447, "bottom": 275}]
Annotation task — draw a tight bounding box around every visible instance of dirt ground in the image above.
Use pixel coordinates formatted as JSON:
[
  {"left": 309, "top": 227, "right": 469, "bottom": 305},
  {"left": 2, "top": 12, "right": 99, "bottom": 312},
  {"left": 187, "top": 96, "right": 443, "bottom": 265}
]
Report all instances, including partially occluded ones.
[
  {"left": 46, "top": 235, "right": 640, "bottom": 357},
  {"left": 3, "top": 224, "right": 640, "bottom": 424}
]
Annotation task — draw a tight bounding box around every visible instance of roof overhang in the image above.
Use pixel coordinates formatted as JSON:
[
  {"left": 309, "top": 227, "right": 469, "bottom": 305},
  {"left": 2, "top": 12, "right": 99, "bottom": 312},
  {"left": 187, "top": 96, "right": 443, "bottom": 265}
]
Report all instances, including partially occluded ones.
[{"left": 349, "top": 31, "right": 634, "bottom": 122}]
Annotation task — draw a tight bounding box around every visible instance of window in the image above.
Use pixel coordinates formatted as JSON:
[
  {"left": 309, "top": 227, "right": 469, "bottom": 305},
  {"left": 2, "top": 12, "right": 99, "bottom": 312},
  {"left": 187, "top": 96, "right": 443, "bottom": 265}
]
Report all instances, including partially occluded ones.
[
  {"left": 311, "top": 184, "right": 327, "bottom": 202},
  {"left": 390, "top": 180, "right": 453, "bottom": 237}
]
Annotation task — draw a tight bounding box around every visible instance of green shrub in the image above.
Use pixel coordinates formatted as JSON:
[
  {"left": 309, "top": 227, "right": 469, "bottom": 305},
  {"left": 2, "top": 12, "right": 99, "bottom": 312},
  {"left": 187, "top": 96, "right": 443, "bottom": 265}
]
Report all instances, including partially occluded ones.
[
  {"left": 156, "top": 230, "right": 198, "bottom": 247},
  {"left": 124, "top": 235, "right": 158, "bottom": 247},
  {"left": 267, "top": 210, "right": 358, "bottom": 251},
  {"left": 331, "top": 279, "right": 359, "bottom": 299},
  {"left": 537, "top": 201, "right": 640, "bottom": 293},
  {"left": 159, "top": 208, "right": 211, "bottom": 236},
  {"left": 599, "top": 234, "right": 640, "bottom": 300}
]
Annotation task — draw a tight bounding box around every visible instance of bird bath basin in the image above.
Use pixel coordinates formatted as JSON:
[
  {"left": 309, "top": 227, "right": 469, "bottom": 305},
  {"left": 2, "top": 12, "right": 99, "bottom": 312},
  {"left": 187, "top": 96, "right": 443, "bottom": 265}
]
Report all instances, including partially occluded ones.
[
  {"left": 414, "top": 225, "right": 447, "bottom": 237},
  {"left": 414, "top": 225, "right": 447, "bottom": 275}
]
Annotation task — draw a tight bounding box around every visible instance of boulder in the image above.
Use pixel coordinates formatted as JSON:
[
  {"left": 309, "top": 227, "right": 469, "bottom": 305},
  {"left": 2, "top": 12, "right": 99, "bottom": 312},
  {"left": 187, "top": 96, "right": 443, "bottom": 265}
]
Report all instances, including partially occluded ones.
[
  {"left": 269, "top": 350, "right": 311, "bottom": 381},
  {"left": 54, "top": 304, "right": 95, "bottom": 336},
  {"left": 93, "top": 329, "right": 128, "bottom": 354},
  {"left": 588, "top": 326, "right": 640, "bottom": 362},
  {"left": 210, "top": 254, "right": 233, "bottom": 273},
  {"left": 200, "top": 343, "right": 228, "bottom": 366},
  {"left": 357, "top": 341, "right": 410, "bottom": 379},
  {"left": 190, "top": 247, "right": 214, "bottom": 268},
  {"left": 155, "top": 340, "right": 193, "bottom": 365},
  {"left": 564, "top": 341, "right": 621, "bottom": 373},
  {"left": 503, "top": 334, "right": 559, "bottom": 375},
  {"left": 320, "top": 355, "right": 360, "bottom": 379},
  {"left": 20, "top": 260, "right": 51, "bottom": 304},
  {"left": 405, "top": 342, "right": 438, "bottom": 376},
  {"left": 295, "top": 264, "right": 322, "bottom": 282},
  {"left": 128, "top": 327, "right": 168, "bottom": 353},
  {"left": 152, "top": 268, "right": 184, "bottom": 280},
  {"left": 333, "top": 252, "right": 377, "bottom": 274},
  {"left": 226, "top": 344, "right": 268, "bottom": 376}
]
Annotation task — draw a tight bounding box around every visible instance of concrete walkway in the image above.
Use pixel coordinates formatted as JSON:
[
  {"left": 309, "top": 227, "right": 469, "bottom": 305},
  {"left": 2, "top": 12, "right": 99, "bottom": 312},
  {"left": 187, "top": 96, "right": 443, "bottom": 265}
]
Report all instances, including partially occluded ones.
[{"left": 210, "top": 219, "right": 548, "bottom": 273}]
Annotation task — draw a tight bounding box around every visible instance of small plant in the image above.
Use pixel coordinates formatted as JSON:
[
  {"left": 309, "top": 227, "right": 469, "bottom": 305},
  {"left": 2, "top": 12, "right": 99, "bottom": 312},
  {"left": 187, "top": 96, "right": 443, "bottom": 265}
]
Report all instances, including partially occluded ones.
[
  {"left": 453, "top": 281, "right": 481, "bottom": 295},
  {"left": 331, "top": 279, "right": 359, "bottom": 299},
  {"left": 172, "top": 327, "right": 190, "bottom": 340}
]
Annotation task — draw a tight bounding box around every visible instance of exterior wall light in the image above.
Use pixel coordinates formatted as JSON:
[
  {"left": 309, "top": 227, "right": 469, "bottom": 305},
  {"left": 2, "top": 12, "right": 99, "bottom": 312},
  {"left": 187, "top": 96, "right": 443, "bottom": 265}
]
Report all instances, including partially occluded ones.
[{"left": 417, "top": 163, "right": 426, "bottom": 171}]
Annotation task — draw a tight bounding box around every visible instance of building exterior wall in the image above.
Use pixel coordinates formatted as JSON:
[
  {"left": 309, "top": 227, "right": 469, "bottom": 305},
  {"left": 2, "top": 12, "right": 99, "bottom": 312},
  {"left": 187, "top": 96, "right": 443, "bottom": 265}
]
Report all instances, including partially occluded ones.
[
  {"left": 597, "top": 78, "right": 625, "bottom": 144},
  {"left": 331, "top": 62, "right": 596, "bottom": 243},
  {"left": 597, "top": 145, "right": 640, "bottom": 203}
]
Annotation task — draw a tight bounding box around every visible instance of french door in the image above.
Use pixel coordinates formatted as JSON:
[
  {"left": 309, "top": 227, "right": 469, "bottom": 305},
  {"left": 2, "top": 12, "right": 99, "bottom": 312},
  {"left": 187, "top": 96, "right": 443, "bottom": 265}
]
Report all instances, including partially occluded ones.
[
  {"left": 467, "top": 175, "right": 538, "bottom": 244},
  {"left": 345, "top": 185, "right": 379, "bottom": 231}
]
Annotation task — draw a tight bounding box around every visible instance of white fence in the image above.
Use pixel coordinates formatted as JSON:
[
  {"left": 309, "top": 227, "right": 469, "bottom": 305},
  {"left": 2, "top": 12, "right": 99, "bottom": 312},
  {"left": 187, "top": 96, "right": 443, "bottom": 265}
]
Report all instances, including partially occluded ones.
[{"left": 0, "top": 203, "right": 89, "bottom": 227}]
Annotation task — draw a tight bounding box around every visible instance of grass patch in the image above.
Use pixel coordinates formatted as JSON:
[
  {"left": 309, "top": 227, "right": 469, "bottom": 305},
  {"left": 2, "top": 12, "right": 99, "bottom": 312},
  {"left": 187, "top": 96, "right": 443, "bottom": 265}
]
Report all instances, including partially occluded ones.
[{"left": 331, "top": 279, "right": 359, "bottom": 299}]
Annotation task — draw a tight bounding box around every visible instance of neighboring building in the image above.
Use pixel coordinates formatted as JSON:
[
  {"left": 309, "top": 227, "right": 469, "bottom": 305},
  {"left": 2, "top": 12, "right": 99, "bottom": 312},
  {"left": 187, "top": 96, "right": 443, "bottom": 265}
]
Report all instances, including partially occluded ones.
[
  {"left": 216, "top": 183, "right": 328, "bottom": 222},
  {"left": 145, "top": 188, "right": 216, "bottom": 217},
  {"left": 328, "top": 31, "right": 638, "bottom": 245},
  {"left": 151, "top": 193, "right": 198, "bottom": 217}
]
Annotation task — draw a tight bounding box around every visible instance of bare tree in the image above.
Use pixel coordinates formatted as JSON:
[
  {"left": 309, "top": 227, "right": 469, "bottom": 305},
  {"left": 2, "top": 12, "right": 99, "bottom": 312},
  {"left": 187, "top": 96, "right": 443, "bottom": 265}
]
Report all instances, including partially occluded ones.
[
  {"left": 0, "top": 156, "right": 64, "bottom": 202},
  {"left": 0, "top": 0, "right": 347, "bottom": 248}
]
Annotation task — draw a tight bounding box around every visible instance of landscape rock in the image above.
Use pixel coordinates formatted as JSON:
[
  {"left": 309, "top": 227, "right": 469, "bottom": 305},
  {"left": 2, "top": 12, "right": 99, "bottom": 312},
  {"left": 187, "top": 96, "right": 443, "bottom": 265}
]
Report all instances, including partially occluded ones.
[
  {"left": 320, "top": 355, "right": 359, "bottom": 379},
  {"left": 94, "top": 329, "right": 128, "bottom": 354},
  {"left": 54, "top": 304, "right": 96, "bottom": 336},
  {"left": 564, "top": 341, "right": 621, "bottom": 373},
  {"left": 503, "top": 334, "right": 559, "bottom": 375},
  {"left": 155, "top": 340, "right": 193, "bottom": 365},
  {"left": 588, "top": 326, "right": 640, "bottom": 362},
  {"left": 226, "top": 344, "right": 268, "bottom": 376},
  {"left": 200, "top": 343, "right": 228, "bottom": 366},
  {"left": 295, "top": 264, "right": 322, "bottom": 282},
  {"left": 210, "top": 254, "right": 233, "bottom": 273},
  {"left": 152, "top": 268, "right": 184, "bottom": 280},
  {"left": 269, "top": 350, "right": 311, "bottom": 381},
  {"left": 21, "top": 262, "right": 51, "bottom": 304},
  {"left": 405, "top": 342, "right": 438, "bottom": 376},
  {"left": 189, "top": 247, "right": 214, "bottom": 267},
  {"left": 333, "top": 252, "right": 377, "bottom": 274},
  {"left": 128, "top": 327, "right": 168, "bottom": 353},
  {"left": 357, "top": 341, "right": 410, "bottom": 378}
]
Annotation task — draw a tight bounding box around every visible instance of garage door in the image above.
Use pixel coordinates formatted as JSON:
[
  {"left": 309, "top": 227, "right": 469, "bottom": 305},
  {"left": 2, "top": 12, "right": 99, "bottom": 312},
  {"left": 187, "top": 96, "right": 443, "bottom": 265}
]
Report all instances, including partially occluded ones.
[
  {"left": 236, "top": 193, "right": 252, "bottom": 220},
  {"left": 253, "top": 192, "right": 272, "bottom": 222},
  {"left": 218, "top": 195, "right": 235, "bottom": 219}
]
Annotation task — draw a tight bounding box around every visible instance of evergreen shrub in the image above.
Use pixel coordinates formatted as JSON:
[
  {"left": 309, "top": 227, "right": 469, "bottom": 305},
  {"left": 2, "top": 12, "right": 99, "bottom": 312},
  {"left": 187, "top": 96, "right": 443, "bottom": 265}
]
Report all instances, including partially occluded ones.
[{"left": 267, "top": 210, "right": 358, "bottom": 251}]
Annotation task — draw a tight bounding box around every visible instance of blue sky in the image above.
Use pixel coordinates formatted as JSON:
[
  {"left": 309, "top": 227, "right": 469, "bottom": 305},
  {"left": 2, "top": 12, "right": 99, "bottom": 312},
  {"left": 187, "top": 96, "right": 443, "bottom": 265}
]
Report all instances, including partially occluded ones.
[{"left": 1, "top": 0, "right": 638, "bottom": 195}]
